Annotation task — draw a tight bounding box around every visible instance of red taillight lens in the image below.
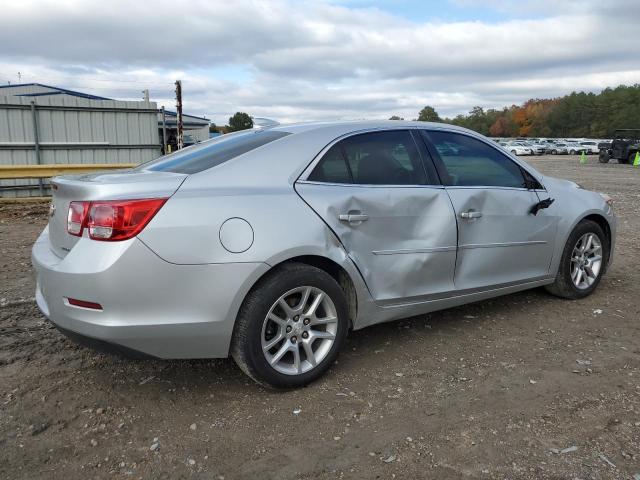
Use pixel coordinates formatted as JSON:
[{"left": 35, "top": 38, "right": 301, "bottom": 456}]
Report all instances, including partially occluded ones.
[
  {"left": 67, "top": 198, "right": 166, "bottom": 241},
  {"left": 67, "top": 201, "right": 89, "bottom": 236}
]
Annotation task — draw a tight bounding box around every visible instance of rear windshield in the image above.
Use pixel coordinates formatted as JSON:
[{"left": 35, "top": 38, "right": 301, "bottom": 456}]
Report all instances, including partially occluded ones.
[{"left": 140, "top": 130, "right": 290, "bottom": 174}]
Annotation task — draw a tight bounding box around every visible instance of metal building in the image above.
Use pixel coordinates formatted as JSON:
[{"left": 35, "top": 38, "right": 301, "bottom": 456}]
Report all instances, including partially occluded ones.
[
  {"left": 0, "top": 83, "right": 210, "bottom": 198},
  {"left": 0, "top": 83, "right": 161, "bottom": 197}
]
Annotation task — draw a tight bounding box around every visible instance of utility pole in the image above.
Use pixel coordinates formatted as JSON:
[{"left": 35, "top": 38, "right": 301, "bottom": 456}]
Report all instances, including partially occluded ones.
[
  {"left": 175, "top": 80, "right": 184, "bottom": 150},
  {"left": 30, "top": 101, "right": 44, "bottom": 195},
  {"left": 161, "top": 106, "right": 167, "bottom": 154},
  {"left": 142, "top": 89, "right": 150, "bottom": 102}
]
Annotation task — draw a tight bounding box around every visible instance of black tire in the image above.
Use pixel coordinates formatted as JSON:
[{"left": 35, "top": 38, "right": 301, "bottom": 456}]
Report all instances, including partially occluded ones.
[
  {"left": 511, "top": 150, "right": 517, "bottom": 155},
  {"left": 231, "top": 263, "right": 349, "bottom": 389},
  {"left": 551, "top": 149, "right": 557, "bottom": 155},
  {"left": 545, "top": 220, "right": 609, "bottom": 300},
  {"left": 598, "top": 150, "right": 610, "bottom": 163},
  {"left": 569, "top": 149, "right": 576, "bottom": 155},
  {"left": 628, "top": 151, "right": 637, "bottom": 164}
]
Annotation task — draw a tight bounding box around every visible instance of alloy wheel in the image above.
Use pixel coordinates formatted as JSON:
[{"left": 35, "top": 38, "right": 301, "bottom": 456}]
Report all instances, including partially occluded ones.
[
  {"left": 261, "top": 286, "right": 338, "bottom": 375},
  {"left": 570, "top": 233, "right": 603, "bottom": 289}
]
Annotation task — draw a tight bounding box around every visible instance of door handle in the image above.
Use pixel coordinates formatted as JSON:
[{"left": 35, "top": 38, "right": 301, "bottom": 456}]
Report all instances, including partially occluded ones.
[
  {"left": 460, "top": 210, "right": 482, "bottom": 219},
  {"left": 339, "top": 213, "right": 369, "bottom": 224}
]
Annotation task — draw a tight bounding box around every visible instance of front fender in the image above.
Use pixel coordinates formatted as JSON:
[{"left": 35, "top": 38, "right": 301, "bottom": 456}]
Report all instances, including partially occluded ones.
[{"left": 543, "top": 178, "right": 616, "bottom": 275}]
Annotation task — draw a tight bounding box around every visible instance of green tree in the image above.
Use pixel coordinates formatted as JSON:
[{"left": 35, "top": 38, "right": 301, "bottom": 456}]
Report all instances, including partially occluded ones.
[
  {"left": 417, "top": 106, "right": 442, "bottom": 122},
  {"left": 389, "top": 115, "right": 404, "bottom": 120},
  {"left": 208, "top": 123, "right": 218, "bottom": 133},
  {"left": 228, "top": 112, "right": 253, "bottom": 131},
  {"left": 439, "top": 84, "right": 640, "bottom": 138}
]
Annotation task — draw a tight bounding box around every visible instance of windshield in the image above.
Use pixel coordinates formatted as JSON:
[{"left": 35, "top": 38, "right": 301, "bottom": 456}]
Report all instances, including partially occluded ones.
[{"left": 138, "top": 129, "right": 291, "bottom": 174}]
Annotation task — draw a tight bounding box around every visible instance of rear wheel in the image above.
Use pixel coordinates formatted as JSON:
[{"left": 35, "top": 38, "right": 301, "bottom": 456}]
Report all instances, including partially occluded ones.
[
  {"left": 598, "top": 150, "right": 610, "bottom": 163},
  {"left": 231, "top": 263, "right": 349, "bottom": 389},
  {"left": 545, "top": 220, "right": 608, "bottom": 299},
  {"left": 628, "top": 151, "right": 637, "bottom": 164},
  {"left": 511, "top": 150, "right": 517, "bottom": 155},
  {"left": 551, "top": 149, "right": 558, "bottom": 155},
  {"left": 569, "top": 149, "right": 576, "bottom": 155}
]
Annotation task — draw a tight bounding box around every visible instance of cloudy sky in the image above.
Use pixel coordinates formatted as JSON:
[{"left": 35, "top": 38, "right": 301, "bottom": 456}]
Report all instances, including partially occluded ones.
[{"left": 1, "top": 0, "right": 639, "bottom": 124}]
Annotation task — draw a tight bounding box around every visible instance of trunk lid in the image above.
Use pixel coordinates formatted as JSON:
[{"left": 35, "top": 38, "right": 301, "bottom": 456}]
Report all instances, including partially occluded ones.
[{"left": 48, "top": 169, "right": 187, "bottom": 257}]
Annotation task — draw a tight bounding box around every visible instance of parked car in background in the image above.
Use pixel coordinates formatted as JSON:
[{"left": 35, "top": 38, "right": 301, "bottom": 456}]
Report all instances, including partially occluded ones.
[
  {"left": 501, "top": 142, "right": 533, "bottom": 155},
  {"left": 32, "top": 121, "right": 616, "bottom": 388},
  {"left": 519, "top": 141, "right": 545, "bottom": 155},
  {"left": 565, "top": 142, "right": 586, "bottom": 155},
  {"left": 580, "top": 141, "right": 600, "bottom": 154},
  {"left": 546, "top": 142, "right": 569, "bottom": 155}
]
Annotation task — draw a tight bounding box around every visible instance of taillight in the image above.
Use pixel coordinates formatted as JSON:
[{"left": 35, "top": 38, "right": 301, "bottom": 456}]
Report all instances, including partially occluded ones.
[
  {"left": 67, "top": 201, "right": 89, "bottom": 236},
  {"left": 66, "top": 198, "right": 166, "bottom": 241}
]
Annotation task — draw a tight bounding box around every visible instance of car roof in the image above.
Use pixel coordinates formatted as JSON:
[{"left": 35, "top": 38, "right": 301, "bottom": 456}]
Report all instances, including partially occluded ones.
[{"left": 270, "top": 120, "right": 470, "bottom": 136}]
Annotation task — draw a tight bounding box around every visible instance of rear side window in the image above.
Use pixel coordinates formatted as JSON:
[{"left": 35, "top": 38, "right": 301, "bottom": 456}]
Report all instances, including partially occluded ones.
[
  {"left": 308, "top": 144, "right": 351, "bottom": 183},
  {"left": 424, "top": 130, "right": 526, "bottom": 188},
  {"left": 140, "top": 130, "right": 290, "bottom": 174},
  {"left": 308, "top": 130, "right": 428, "bottom": 185}
]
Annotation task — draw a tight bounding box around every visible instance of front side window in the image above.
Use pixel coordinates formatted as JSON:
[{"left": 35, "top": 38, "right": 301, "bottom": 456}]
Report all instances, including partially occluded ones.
[
  {"left": 424, "top": 131, "right": 526, "bottom": 188},
  {"left": 308, "top": 130, "right": 427, "bottom": 185}
]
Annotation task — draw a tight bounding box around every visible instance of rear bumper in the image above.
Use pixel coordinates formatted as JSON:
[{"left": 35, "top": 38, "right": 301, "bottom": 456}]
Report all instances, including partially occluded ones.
[
  {"left": 52, "top": 323, "right": 158, "bottom": 359},
  {"left": 32, "top": 227, "right": 269, "bottom": 359}
]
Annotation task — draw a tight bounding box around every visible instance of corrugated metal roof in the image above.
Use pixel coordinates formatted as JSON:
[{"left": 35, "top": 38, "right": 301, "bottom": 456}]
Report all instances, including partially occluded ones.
[
  {"left": 2, "top": 83, "right": 210, "bottom": 121},
  {"left": 0, "top": 83, "right": 112, "bottom": 100}
]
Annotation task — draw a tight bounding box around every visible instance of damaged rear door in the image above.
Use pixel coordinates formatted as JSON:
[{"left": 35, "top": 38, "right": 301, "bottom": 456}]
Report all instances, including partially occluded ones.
[{"left": 296, "top": 129, "right": 458, "bottom": 304}]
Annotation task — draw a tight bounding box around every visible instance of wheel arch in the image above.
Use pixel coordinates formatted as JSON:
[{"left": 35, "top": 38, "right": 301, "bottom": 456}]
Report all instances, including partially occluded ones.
[
  {"left": 282, "top": 255, "right": 358, "bottom": 327},
  {"left": 581, "top": 213, "right": 613, "bottom": 266},
  {"left": 240, "top": 254, "right": 362, "bottom": 330}
]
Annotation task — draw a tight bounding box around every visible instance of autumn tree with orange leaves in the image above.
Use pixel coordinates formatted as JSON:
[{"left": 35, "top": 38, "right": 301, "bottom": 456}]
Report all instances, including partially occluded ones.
[{"left": 427, "top": 84, "right": 640, "bottom": 138}]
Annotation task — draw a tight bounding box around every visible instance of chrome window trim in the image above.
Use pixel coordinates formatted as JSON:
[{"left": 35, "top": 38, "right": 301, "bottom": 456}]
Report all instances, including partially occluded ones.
[
  {"left": 296, "top": 180, "right": 445, "bottom": 189},
  {"left": 444, "top": 185, "right": 530, "bottom": 192}
]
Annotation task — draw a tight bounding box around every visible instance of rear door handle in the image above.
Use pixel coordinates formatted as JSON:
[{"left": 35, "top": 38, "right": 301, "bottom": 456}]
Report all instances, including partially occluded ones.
[
  {"left": 460, "top": 210, "right": 482, "bottom": 219},
  {"left": 339, "top": 213, "right": 369, "bottom": 224}
]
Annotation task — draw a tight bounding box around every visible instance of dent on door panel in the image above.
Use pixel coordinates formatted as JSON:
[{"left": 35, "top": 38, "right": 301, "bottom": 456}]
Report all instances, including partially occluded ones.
[
  {"left": 447, "top": 188, "right": 558, "bottom": 289},
  {"left": 296, "top": 183, "right": 458, "bottom": 303}
]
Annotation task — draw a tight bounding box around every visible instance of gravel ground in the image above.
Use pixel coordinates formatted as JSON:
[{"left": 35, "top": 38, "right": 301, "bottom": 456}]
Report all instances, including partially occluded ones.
[{"left": 1, "top": 155, "right": 639, "bottom": 479}]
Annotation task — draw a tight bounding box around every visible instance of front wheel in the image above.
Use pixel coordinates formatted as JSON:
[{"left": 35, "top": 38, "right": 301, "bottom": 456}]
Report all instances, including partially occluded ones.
[
  {"left": 545, "top": 220, "right": 608, "bottom": 299},
  {"left": 569, "top": 149, "right": 576, "bottom": 155},
  {"left": 231, "top": 263, "right": 349, "bottom": 389},
  {"left": 551, "top": 149, "right": 558, "bottom": 155}
]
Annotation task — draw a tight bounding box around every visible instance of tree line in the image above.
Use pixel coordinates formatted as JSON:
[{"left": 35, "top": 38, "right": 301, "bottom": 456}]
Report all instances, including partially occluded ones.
[
  {"left": 395, "top": 84, "right": 640, "bottom": 138},
  {"left": 213, "top": 84, "right": 640, "bottom": 138}
]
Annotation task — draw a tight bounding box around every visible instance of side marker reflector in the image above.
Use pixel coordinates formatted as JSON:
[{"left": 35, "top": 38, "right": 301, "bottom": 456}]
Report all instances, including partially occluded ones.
[{"left": 66, "top": 298, "right": 103, "bottom": 310}]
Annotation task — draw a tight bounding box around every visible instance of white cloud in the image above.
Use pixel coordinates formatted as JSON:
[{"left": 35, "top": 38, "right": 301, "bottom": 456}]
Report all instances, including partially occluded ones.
[{"left": 0, "top": 0, "right": 638, "bottom": 124}]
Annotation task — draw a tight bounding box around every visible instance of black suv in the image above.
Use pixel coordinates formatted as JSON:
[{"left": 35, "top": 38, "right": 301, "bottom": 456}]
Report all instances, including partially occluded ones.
[{"left": 599, "top": 129, "right": 640, "bottom": 164}]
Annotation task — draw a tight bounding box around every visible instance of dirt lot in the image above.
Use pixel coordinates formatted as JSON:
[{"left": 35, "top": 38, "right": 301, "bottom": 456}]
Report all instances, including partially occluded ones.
[{"left": 1, "top": 155, "right": 639, "bottom": 479}]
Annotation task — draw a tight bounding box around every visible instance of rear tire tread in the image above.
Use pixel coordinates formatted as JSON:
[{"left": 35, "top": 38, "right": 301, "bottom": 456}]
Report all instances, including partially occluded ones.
[{"left": 230, "top": 262, "right": 349, "bottom": 389}]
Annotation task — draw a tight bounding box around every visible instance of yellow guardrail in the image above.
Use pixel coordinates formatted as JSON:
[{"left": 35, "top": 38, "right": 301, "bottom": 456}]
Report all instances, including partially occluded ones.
[{"left": 0, "top": 163, "right": 136, "bottom": 180}]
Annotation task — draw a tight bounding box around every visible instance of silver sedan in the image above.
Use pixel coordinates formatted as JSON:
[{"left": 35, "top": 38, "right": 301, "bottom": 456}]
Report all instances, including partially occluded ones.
[{"left": 32, "top": 121, "right": 616, "bottom": 388}]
